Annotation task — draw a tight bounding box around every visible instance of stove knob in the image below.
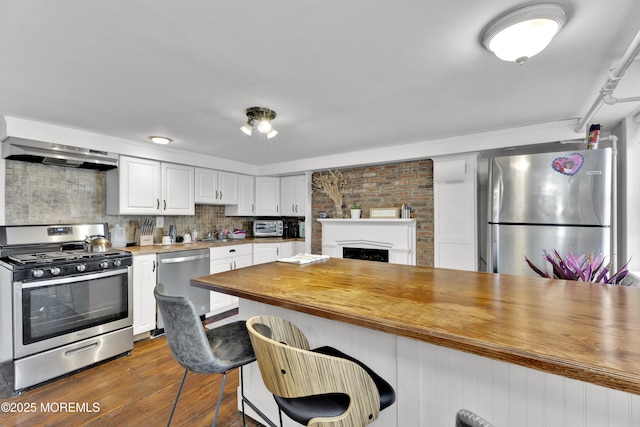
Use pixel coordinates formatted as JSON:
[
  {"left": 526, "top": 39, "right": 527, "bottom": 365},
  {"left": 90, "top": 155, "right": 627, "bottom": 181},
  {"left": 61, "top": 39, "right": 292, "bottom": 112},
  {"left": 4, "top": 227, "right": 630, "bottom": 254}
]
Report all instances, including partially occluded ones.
[
  {"left": 99, "top": 261, "right": 109, "bottom": 269},
  {"left": 50, "top": 267, "right": 61, "bottom": 276},
  {"left": 113, "top": 259, "right": 122, "bottom": 267},
  {"left": 32, "top": 269, "right": 44, "bottom": 278},
  {"left": 76, "top": 264, "right": 86, "bottom": 272}
]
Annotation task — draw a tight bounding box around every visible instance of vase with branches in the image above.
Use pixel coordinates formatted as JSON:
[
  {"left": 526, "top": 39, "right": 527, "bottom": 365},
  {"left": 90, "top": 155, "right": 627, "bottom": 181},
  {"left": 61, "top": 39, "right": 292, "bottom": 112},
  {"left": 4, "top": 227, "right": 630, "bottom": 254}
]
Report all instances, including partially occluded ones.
[{"left": 312, "top": 170, "right": 347, "bottom": 218}]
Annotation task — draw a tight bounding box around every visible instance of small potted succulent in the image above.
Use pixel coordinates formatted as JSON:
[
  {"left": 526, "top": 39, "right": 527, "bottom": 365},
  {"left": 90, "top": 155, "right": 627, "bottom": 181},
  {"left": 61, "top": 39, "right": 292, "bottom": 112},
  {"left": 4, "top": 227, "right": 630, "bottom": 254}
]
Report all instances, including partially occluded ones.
[
  {"left": 525, "top": 249, "right": 630, "bottom": 285},
  {"left": 350, "top": 201, "right": 362, "bottom": 219}
]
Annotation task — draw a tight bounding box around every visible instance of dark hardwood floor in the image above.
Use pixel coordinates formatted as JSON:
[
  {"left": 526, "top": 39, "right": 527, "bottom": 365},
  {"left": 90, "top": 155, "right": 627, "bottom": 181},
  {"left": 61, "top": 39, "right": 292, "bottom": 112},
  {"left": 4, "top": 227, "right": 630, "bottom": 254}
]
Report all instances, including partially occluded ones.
[{"left": 1, "top": 335, "right": 268, "bottom": 426}]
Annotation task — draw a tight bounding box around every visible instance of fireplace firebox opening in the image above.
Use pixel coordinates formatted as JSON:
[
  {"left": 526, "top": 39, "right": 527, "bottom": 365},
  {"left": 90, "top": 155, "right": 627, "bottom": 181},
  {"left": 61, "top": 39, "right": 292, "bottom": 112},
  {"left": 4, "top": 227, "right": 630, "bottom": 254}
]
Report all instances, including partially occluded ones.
[{"left": 343, "top": 247, "right": 389, "bottom": 263}]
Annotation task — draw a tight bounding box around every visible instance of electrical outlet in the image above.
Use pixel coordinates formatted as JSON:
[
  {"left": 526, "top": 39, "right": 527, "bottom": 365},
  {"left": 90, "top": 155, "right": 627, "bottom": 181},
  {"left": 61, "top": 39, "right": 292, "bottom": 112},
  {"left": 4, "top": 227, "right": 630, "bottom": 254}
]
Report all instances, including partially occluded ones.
[{"left": 156, "top": 216, "right": 164, "bottom": 228}]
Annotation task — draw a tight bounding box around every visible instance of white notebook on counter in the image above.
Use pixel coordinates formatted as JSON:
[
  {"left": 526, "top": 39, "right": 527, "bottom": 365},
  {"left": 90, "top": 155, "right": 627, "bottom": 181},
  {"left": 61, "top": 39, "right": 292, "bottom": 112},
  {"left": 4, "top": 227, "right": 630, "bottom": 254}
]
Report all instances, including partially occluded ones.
[{"left": 277, "top": 253, "right": 330, "bottom": 265}]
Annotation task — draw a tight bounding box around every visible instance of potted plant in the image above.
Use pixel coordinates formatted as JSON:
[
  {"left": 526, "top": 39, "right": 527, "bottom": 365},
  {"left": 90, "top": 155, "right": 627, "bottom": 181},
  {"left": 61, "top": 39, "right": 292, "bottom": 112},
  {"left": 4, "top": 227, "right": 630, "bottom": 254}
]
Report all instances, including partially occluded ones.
[
  {"left": 350, "top": 201, "right": 362, "bottom": 219},
  {"left": 525, "top": 249, "right": 630, "bottom": 285}
]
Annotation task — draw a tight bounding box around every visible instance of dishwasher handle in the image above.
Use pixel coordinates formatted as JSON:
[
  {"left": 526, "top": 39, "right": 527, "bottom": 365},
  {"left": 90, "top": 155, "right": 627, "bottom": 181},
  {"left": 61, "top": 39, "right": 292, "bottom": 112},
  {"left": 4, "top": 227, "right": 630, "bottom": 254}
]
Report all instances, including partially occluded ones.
[{"left": 160, "top": 254, "right": 209, "bottom": 264}]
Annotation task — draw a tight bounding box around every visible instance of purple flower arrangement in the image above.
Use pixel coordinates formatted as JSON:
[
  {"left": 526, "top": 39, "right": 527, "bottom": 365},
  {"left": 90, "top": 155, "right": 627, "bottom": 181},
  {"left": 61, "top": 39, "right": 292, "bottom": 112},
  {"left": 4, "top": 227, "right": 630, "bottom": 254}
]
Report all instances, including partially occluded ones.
[{"left": 525, "top": 249, "right": 630, "bottom": 285}]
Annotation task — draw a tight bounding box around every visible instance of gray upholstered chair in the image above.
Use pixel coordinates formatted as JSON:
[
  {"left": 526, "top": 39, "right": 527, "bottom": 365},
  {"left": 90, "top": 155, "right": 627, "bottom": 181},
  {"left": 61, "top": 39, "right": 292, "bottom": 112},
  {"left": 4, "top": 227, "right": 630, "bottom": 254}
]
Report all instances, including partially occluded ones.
[
  {"left": 246, "top": 315, "right": 396, "bottom": 427},
  {"left": 456, "top": 409, "right": 495, "bottom": 427},
  {"left": 154, "top": 284, "right": 274, "bottom": 427}
]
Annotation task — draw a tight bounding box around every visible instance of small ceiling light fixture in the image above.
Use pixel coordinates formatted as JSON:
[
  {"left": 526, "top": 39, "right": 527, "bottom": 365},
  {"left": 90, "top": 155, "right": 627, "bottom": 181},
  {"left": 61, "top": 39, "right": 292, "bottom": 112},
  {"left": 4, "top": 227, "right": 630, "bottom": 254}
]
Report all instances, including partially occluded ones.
[
  {"left": 482, "top": 4, "right": 567, "bottom": 64},
  {"left": 240, "top": 107, "right": 278, "bottom": 139},
  {"left": 148, "top": 136, "right": 172, "bottom": 145}
]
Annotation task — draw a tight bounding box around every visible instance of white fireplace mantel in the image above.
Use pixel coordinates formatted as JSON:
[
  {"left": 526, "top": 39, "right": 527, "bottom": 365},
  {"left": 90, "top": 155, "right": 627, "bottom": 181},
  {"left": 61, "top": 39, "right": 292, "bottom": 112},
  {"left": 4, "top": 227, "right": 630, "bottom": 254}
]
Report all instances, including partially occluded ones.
[{"left": 318, "top": 218, "right": 417, "bottom": 265}]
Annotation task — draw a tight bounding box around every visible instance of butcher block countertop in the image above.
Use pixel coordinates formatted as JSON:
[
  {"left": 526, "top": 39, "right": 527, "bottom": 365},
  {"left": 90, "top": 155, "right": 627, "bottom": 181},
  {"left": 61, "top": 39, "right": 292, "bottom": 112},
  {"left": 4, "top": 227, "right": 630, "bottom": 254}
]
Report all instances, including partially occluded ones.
[
  {"left": 191, "top": 257, "right": 640, "bottom": 395},
  {"left": 125, "top": 237, "right": 302, "bottom": 255}
]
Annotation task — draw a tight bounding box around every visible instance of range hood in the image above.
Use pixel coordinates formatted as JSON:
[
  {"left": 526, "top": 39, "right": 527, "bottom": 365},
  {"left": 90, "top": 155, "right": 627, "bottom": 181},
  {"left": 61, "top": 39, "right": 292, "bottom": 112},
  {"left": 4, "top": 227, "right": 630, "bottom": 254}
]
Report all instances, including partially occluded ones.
[{"left": 2, "top": 137, "right": 118, "bottom": 170}]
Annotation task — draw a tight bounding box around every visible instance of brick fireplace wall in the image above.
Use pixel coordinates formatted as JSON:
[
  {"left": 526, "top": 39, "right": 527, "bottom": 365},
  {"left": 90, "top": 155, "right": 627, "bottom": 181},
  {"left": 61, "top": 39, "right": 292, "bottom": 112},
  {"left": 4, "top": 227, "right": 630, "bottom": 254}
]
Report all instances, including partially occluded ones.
[{"left": 311, "top": 160, "right": 434, "bottom": 266}]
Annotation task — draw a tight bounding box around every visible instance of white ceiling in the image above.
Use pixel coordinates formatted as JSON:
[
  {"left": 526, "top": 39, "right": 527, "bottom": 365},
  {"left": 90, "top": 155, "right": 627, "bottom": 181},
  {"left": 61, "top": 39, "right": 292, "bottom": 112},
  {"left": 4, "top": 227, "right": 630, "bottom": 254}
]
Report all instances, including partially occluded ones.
[{"left": 1, "top": 0, "right": 640, "bottom": 166}]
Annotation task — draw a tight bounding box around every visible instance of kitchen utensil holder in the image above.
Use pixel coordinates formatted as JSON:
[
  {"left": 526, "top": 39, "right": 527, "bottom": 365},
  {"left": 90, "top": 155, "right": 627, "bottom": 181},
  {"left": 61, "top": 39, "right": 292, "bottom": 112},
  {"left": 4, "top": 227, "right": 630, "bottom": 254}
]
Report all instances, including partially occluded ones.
[
  {"left": 136, "top": 230, "right": 153, "bottom": 246},
  {"left": 138, "top": 234, "right": 154, "bottom": 246}
]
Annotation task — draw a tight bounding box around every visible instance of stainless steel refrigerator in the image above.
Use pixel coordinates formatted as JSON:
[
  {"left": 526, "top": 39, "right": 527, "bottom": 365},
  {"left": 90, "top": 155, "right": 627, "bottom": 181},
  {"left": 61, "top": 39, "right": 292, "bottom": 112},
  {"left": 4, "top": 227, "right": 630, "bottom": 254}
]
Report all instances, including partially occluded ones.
[{"left": 488, "top": 148, "right": 613, "bottom": 276}]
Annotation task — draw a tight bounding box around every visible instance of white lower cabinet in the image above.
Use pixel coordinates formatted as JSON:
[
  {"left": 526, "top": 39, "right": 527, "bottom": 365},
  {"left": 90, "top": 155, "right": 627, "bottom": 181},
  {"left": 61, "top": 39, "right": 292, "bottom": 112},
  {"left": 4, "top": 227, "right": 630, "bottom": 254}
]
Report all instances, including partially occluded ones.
[
  {"left": 253, "top": 241, "right": 294, "bottom": 265},
  {"left": 208, "top": 244, "right": 253, "bottom": 315},
  {"left": 295, "top": 240, "right": 306, "bottom": 254},
  {"left": 132, "top": 253, "right": 157, "bottom": 336}
]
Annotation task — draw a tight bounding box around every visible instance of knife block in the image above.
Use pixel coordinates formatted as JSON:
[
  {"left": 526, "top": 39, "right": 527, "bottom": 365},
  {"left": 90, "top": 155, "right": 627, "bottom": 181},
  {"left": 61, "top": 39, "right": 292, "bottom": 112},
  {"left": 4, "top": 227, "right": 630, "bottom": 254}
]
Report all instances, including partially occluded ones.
[{"left": 135, "top": 229, "right": 154, "bottom": 246}]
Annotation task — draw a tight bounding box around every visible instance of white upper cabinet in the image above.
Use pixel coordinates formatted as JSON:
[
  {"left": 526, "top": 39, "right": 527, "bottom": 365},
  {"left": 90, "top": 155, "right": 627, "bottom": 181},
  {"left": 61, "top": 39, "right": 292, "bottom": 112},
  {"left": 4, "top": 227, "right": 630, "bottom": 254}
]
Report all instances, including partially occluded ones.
[
  {"left": 195, "top": 168, "right": 238, "bottom": 205},
  {"left": 280, "top": 175, "right": 307, "bottom": 217},
  {"left": 107, "top": 155, "right": 194, "bottom": 215},
  {"left": 161, "top": 162, "right": 195, "bottom": 215},
  {"left": 255, "top": 176, "right": 280, "bottom": 216},
  {"left": 225, "top": 174, "right": 255, "bottom": 216}
]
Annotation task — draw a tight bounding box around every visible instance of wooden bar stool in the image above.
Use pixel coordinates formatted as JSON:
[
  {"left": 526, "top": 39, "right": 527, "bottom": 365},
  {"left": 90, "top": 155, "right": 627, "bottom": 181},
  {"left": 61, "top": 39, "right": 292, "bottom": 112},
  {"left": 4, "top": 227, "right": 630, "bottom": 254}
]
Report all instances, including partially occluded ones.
[{"left": 246, "top": 315, "right": 396, "bottom": 427}]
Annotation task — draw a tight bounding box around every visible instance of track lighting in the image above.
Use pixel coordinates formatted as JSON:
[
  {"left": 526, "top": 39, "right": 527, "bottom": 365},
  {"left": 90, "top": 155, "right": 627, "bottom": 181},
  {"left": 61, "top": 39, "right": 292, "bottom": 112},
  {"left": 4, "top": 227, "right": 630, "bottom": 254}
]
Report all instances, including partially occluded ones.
[
  {"left": 241, "top": 107, "right": 278, "bottom": 139},
  {"left": 240, "top": 119, "right": 254, "bottom": 136}
]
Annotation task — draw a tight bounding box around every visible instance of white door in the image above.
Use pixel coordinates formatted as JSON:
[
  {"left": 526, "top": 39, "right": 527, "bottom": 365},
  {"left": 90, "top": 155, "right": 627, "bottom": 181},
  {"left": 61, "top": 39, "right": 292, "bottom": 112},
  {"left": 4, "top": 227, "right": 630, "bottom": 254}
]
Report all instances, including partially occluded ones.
[
  {"left": 253, "top": 243, "right": 280, "bottom": 265},
  {"left": 293, "top": 175, "right": 307, "bottom": 216},
  {"left": 194, "top": 167, "right": 217, "bottom": 204},
  {"left": 132, "top": 254, "right": 157, "bottom": 335},
  {"left": 280, "top": 176, "right": 296, "bottom": 216},
  {"left": 217, "top": 171, "right": 239, "bottom": 205},
  {"left": 255, "top": 177, "right": 280, "bottom": 216},
  {"left": 162, "top": 163, "right": 194, "bottom": 215},
  {"left": 113, "top": 156, "right": 162, "bottom": 214}
]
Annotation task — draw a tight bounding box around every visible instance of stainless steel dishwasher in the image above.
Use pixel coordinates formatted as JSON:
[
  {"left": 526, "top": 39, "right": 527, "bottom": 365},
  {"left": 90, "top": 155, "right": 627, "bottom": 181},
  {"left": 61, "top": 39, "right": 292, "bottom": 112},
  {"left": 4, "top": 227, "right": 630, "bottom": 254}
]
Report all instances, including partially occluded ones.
[{"left": 156, "top": 248, "right": 210, "bottom": 330}]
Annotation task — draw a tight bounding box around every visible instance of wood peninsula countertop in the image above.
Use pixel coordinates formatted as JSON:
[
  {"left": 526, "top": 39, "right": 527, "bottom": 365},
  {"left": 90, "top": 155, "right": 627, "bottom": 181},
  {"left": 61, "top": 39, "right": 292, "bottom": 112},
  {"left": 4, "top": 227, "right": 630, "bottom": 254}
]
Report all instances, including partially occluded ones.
[{"left": 191, "top": 258, "right": 640, "bottom": 395}]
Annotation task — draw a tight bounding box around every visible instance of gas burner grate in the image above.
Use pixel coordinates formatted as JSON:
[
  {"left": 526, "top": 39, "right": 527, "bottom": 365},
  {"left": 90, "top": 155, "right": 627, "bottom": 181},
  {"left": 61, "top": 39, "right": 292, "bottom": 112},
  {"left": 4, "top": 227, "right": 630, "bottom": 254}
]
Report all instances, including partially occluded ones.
[{"left": 7, "top": 250, "right": 126, "bottom": 265}]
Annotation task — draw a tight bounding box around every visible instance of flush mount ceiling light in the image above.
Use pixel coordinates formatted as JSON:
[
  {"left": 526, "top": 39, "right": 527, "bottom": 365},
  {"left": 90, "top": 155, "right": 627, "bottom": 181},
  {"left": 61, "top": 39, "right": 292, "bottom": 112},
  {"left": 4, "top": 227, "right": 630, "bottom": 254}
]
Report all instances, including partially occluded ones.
[
  {"left": 148, "top": 136, "right": 172, "bottom": 145},
  {"left": 240, "top": 107, "right": 278, "bottom": 139},
  {"left": 482, "top": 4, "right": 567, "bottom": 64}
]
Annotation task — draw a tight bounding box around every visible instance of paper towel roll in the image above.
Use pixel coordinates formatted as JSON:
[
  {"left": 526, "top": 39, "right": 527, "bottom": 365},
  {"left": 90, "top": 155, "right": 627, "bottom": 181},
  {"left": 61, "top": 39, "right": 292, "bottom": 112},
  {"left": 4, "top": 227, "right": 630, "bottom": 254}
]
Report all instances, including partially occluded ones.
[{"left": 435, "top": 159, "right": 466, "bottom": 183}]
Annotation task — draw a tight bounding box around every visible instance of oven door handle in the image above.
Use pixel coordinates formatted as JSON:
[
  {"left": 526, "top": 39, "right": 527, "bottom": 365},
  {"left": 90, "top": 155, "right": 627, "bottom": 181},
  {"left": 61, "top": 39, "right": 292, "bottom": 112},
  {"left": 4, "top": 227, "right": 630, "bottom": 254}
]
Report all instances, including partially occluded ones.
[
  {"left": 18, "top": 268, "right": 128, "bottom": 289},
  {"left": 160, "top": 254, "right": 209, "bottom": 264}
]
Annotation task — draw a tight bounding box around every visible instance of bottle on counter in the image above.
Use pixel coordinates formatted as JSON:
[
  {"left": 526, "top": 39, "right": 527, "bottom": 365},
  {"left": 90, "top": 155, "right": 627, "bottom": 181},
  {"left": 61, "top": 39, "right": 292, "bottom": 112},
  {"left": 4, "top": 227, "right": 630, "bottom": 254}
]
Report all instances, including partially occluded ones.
[{"left": 192, "top": 226, "right": 198, "bottom": 241}]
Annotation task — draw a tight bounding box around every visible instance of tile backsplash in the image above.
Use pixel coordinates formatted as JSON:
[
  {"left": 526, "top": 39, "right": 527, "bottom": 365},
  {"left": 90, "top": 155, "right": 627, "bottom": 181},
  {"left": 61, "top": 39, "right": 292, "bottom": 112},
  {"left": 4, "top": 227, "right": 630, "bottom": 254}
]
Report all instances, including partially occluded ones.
[{"left": 4, "top": 160, "right": 252, "bottom": 244}]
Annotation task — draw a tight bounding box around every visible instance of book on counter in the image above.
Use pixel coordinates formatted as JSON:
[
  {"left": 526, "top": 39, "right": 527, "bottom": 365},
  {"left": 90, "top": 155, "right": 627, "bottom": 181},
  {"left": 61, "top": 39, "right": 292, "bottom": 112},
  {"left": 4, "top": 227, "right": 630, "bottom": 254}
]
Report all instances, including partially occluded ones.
[{"left": 277, "top": 253, "right": 330, "bottom": 265}]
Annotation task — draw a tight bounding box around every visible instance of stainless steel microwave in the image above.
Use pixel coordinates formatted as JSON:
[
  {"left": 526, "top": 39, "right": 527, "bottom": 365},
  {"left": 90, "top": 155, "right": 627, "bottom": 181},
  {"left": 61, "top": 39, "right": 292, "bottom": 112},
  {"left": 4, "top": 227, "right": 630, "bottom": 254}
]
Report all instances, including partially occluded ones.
[{"left": 253, "top": 220, "right": 283, "bottom": 237}]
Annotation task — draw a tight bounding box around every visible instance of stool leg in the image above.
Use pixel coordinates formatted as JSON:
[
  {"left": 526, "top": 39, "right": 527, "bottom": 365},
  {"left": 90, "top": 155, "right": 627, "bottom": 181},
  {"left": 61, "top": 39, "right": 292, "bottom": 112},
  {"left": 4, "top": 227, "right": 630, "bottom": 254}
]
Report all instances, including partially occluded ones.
[
  {"left": 240, "top": 366, "right": 247, "bottom": 427},
  {"left": 240, "top": 365, "right": 278, "bottom": 427},
  {"left": 211, "top": 371, "right": 227, "bottom": 427},
  {"left": 167, "top": 369, "right": 188, "bottom": 427}
]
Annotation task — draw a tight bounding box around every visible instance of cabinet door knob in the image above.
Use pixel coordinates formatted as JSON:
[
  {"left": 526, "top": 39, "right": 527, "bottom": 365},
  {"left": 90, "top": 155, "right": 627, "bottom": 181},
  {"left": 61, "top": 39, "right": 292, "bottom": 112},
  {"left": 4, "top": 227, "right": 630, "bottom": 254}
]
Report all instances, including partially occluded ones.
[
  {"left": 163, "top": 200, "right": 167, "bottom": 210},
  {"left": 215, "top": 190, "right": 219, "bottom": 200},
  {"left": 156, "top": 199, "right": 160, "bottom": 209}
]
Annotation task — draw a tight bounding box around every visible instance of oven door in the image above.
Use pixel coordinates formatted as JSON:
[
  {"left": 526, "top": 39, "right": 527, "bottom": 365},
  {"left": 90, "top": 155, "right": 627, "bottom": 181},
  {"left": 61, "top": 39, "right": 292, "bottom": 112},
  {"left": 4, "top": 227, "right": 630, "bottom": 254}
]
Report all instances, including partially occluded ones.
[{"left": 13, "top": 267, "right": 132, "bottom": 359}]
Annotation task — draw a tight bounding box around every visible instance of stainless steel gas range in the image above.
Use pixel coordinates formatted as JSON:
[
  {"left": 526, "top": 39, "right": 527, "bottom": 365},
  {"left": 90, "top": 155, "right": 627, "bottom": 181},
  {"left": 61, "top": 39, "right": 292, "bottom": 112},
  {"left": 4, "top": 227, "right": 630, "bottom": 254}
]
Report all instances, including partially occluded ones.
[{"left": 0, "top": 223, "right": 133, "bottom": 392}]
